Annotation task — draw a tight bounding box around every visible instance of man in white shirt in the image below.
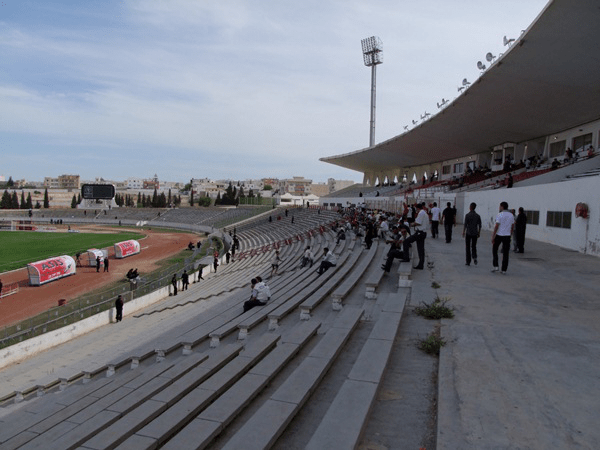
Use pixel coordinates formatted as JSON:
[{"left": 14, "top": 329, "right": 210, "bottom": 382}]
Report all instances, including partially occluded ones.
[
  {"left": 316, "top": 247, "right": 337, "bottom": 276},
  {"left": 491, "top": 201, "right": 515, "bottom": 274},
  {"left": 301, "top": 246, "right": 314, "bottom": 268},
  {"left": 243, "top": 278, "right": 271, "bottom": 312},
  {"left": 430, "top": 202, "right": 441, "bottom": 239},
  {"left": 379, "top": 217, "right": 389, "bottom": 240},
  {"left": 402, "top": 202, "right": 429, "bottom": 270}
]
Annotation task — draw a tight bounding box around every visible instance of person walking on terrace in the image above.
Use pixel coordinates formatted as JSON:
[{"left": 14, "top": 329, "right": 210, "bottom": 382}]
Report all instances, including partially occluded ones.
[
  {"left": 171, "top": 273, "right": 178, "bottom": 296},
  {"left": 114, "top": 295, "right": 123, "bottom": 322},
  {"left": 515, "top": 207, "right": 527, "bottom": 253},
  {"left": 213, "top": 252, "right": 219, "bottom": 273},
  {"left": 270, "top": 250, "right": 281, "bottom": 277},
  {"left": 181, "top": 270, "right": 189, "bottom": 290},
  {"left": 491, "top": 201, "right": 515, "bottom": 274},
  {"left": 463, "top": 202, "right": 482, "bottom": 266},
  {"left": 441, "top": 202, "right": 456, "bottom": 243},
  {"left": 430, "top": 202, "right": 441, "bottom": 239}
]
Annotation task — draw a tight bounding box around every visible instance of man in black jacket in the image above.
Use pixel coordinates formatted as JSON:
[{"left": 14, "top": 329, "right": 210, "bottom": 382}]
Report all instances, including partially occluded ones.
[
  {"left": 462, "top": 202, "right": 482, "bottom": 266},
  {"left": 515, "top": 207, "right": 527, "bottom": 253}
]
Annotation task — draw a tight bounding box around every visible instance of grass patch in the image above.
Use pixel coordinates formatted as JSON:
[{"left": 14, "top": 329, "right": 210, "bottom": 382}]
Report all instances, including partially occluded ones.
[
  {"left": 431, "top": 282, "right": 441, "bottom": 289},
  {"left": 414, "top": 295, "right": 454, "bottom": 320},
  {"left": 157, "top": 250, "right": 189, "bottom": 267},
  {"left": 0, "top": 230, "right": 143, "bottom": 273},
  {"left": 419, "top": 331, "right": 446, "bottom": 356}
]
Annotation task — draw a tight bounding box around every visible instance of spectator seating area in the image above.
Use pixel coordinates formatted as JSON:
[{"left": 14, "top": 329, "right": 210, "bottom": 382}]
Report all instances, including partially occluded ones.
[
  {"left": 0, "top": 206, "right": 270, "bottom": 232},
  {"left": 0, "top": 208, "right": 414, "bottom": 449}
]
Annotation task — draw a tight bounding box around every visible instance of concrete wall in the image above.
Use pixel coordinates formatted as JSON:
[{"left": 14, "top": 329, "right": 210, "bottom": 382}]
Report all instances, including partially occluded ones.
[{"left": 462, "top": 176, "right": 600, "bottom": 256}]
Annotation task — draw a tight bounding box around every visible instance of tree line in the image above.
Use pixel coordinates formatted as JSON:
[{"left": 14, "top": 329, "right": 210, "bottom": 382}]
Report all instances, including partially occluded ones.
[{"left": 1, "top": 188, "right": 47, "bottom": 209}]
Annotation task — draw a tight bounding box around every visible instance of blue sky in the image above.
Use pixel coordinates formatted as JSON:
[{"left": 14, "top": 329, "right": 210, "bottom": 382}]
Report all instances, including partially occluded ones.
[{"left": 0, "top": 0, "right": 548, "bottom": 184}]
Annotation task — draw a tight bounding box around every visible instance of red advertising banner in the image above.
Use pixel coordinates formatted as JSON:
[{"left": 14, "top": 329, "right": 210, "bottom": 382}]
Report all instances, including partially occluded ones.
[
  {"left": 114, "top": 240, "right": 141, "bottom": 258},
  {"left": 27, "top": 255, "right": 76, "bottom": 286}
]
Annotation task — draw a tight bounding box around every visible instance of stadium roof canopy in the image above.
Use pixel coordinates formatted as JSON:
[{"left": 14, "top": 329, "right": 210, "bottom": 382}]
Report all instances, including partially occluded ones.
[{"left": 321, "top": 0, "right": 600, "bottom": 174}]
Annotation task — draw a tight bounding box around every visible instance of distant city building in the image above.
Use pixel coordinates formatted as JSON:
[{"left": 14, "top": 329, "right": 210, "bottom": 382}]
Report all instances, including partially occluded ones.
[
  {"left": 191, "top": 178, "right": 226, "bottom": 198},
  {"left": 143, "top": 174, "right": 160, "bottom": 190},
  {"left": 143, "top": 179, "right": 159, "bottom": 190},
  {"left": 161, "top": 181, "right": 182, "bottom": 191},
  {"left": 126, "top": 177, "right": 144, "bottom": 189},
  {"left": 310, "top": 182, "right": 329, "bottom": 197},
  {"left": 262, "top": 178, "right": 278, "bottom": 189},
  {"left": 328, "top": 178, "right": 356, "bottom": 193},
  {"left": 242, "top": 179, "right": 265, "bottom": 191},
  {"left": 44, "top": 174, "right": 80, "bottom": 191},
  {"left": 279, "top": 176, "right": 312, "bottom": 196}
]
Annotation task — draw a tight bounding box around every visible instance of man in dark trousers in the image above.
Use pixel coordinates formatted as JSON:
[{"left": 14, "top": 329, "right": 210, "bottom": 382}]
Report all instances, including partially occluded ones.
[
  {"left": 181, "top": 270, "right": 189, "bottom": 290},
  {"left": 462, "top": 202, "right": 482, "bottom": 266},
  {"left": 171, "top": 274, "right": 178, "bottom": 295},
  {"left": 515, "top": 207, "right": 527, "bottom": 253},
  {"left": 104, "top": 256, "right": 109, "bottom": 272},
  {"left": 402, "top": 202, "right": 429, "bottom": 270},
  {"left": 96, "top": 256, "right": 101, "bottom": 272},
  {"left": 381, "top": 226, "right": 409, "bottom": 272},
  {"left": 115, "top": 295, "right": 123, "bottom": 322},
  {"left": 491, "top": 201, "right": 515, "bottom": 274},
  {"left": 441, "top": 202, "right": 456, "bottom": 243}
]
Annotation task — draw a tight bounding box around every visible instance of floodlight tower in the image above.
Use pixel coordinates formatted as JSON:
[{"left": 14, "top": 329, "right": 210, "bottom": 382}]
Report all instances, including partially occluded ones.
[{"left": 361, "top": 36, "right": 383, "bottom": 148}]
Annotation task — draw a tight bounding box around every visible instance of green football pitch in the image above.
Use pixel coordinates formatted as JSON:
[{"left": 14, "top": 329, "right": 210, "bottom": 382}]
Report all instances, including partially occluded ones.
[{"left": 0, "top": 230, "right": 143, "bottom": 274}]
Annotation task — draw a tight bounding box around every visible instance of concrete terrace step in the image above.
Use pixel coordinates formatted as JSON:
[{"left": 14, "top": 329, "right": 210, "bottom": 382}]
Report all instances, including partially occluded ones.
[
  {"left": 330, "top": 240, "right": 378, "bottom": 310},
  {"left": 299, "top": 243, "right": 364, "bottom": 320},
  {"left": 220, "top": 305, "right": 365, "bottom": 450},
  {"left": 305, "top": 292, "right": 407, "bottom": 450},
  {"left": 76, "top": 340, "right": 262, "bottom": 450},
  {"left": 159, "top": 321, "right": 321, "bottom": 450},
  {"left": 208, "top": 236, "right": 356, "bottom": 347},
  {"left": 268, "top": 249, "right": 354, "bottom": 330},
  {"left": 7, "top": 339, "right": 259, "bottom": 450},
  {"left": 364, "top": 241, "right": 388, "bottom": 299}
]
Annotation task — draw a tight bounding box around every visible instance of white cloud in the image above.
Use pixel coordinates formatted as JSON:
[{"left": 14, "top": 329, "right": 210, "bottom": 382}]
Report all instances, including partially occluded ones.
[{"left": 0, "top": 0, "right": 548, "bottom": 183}]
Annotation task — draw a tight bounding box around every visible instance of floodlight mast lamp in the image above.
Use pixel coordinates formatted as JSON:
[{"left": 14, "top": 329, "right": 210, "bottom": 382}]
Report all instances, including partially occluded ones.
[{"left": 361, "top": 36, "right": 383, "bottom": 148}]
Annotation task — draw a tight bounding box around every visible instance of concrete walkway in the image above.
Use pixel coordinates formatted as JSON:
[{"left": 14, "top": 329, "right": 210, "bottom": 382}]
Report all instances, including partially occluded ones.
[{"left": 429, "top": 229, "right": 600, "bottom": 449}]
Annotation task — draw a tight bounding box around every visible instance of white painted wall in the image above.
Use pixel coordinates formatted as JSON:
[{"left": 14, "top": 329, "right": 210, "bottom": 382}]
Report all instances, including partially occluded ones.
[{"left": 462, "top": 176, "right": 600, "bottom": 256}]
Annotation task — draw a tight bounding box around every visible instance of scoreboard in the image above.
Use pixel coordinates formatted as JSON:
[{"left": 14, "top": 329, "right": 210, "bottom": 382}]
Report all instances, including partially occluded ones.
[{"left": 81, "top": 184, "right": 115, "bottom": 200}]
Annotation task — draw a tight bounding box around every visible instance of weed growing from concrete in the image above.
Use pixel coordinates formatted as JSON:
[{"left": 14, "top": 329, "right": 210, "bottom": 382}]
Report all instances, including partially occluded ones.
[
  {"left": 419, "top": 332, "right": 446, "bottom": 356},
  {"left": 414, "top": 295, "right": 454, "bottom": 320}
]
